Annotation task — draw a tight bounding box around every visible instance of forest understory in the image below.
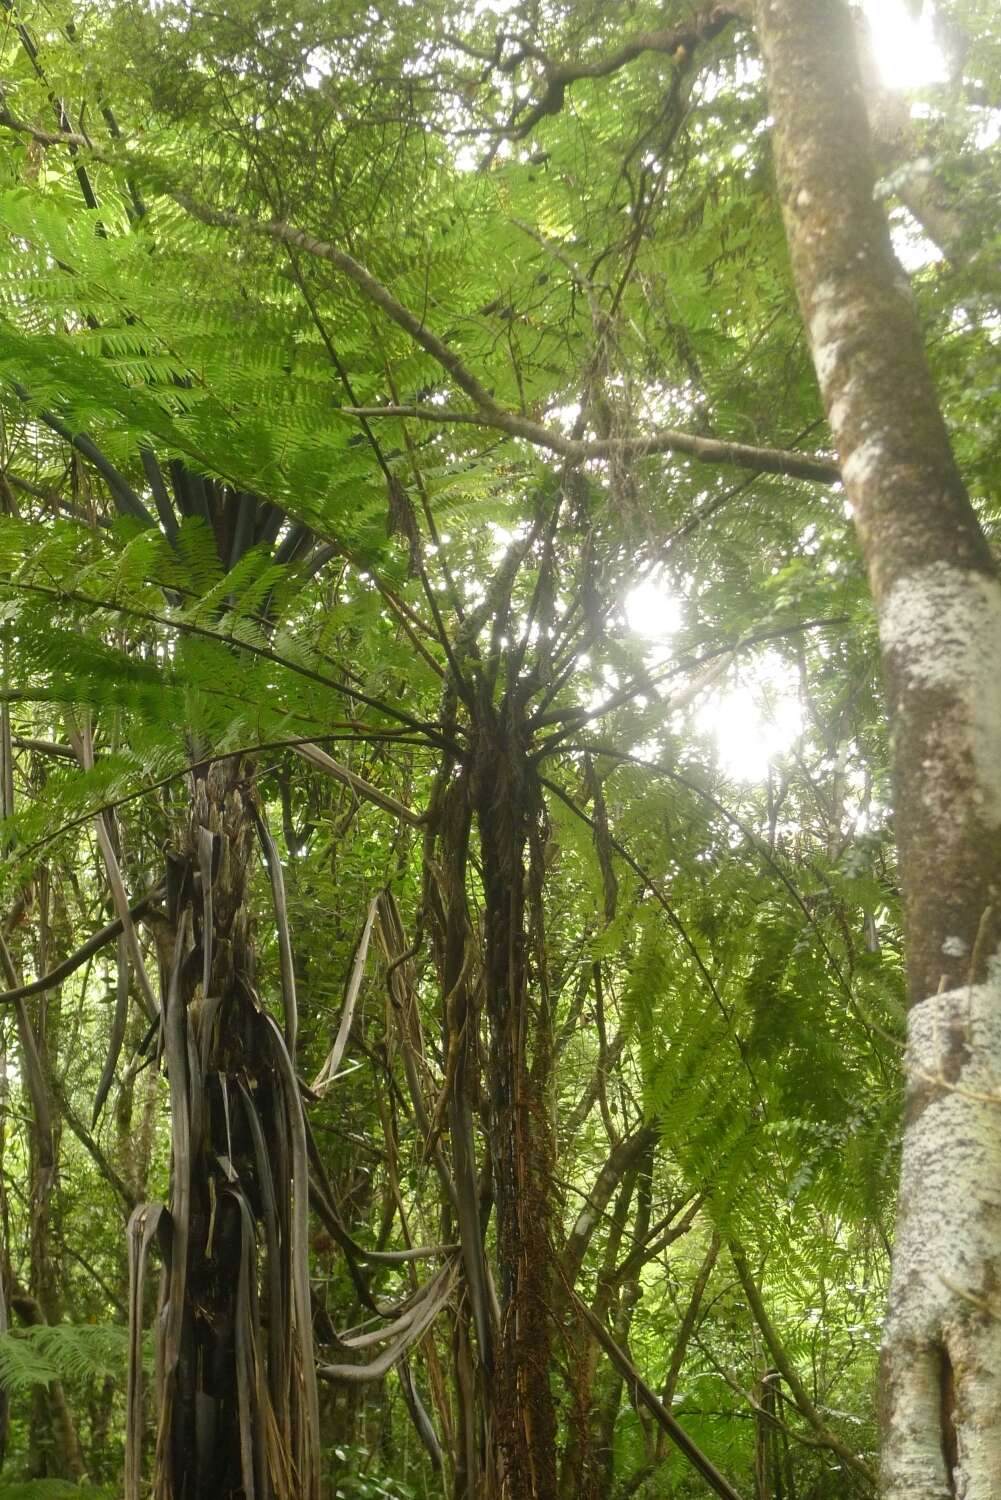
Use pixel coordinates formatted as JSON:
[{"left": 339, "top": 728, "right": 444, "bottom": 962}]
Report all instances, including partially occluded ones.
[{"left": 0, "top": 0, "right": 996, "bottom": 1498}]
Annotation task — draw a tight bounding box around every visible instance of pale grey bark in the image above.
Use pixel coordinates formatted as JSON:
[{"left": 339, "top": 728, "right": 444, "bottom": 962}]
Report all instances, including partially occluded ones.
[
  {"left": 882, "top": 981, "right": 1001, "bottom": 1499},
  {"left": 752, "top": 1, "right": 1001, "bottom": 1493}
]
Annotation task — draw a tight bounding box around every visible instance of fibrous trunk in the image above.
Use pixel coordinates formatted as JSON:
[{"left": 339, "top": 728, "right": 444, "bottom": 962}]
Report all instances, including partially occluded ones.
[
  {"left": 130, "top": 757, "right": 319, "bottom": 1500},
  {"left": 471, "top": 719, "right": 558, "bottom": 1500}
]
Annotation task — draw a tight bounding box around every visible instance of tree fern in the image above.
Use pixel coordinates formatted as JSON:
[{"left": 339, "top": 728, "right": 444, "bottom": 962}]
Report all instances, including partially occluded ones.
[{"left": 0, "top": 1325, "right": 132, "bottom": 1396}]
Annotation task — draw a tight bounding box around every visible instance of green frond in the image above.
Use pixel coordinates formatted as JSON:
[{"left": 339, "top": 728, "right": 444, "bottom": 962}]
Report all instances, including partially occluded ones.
[{"left": 0, "top": 1324, "right": 130, "bottom": 1395}]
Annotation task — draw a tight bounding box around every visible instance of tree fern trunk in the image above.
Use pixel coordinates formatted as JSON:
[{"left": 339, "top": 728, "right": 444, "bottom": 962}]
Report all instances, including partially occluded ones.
[
  {"left": 148, "top": 756, "right": 320, "bottom": 1500},
  {"left": 472, "top": 719, "right": 558, "bottom": 1500}
]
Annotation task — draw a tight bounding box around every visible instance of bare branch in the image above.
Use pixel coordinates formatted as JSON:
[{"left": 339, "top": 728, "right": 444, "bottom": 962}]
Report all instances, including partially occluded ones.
[
  {"left": 340, "top": 406, "right": 840, "bottom": 484},
  {"left": 0, "top": 885, "right": 165, "bottom": 1006},
  {"left": 561, "top": 1275, "right": 749, "bottom": 1500},
  {"left": 458, "top": 7, "right": 740, "bottom": 144},
  {"left": 296, "top": 743, "right": 423, "bottom": 826},
  {"left": 730, "top": 1243, "right": 876, "bottom": 1485}
]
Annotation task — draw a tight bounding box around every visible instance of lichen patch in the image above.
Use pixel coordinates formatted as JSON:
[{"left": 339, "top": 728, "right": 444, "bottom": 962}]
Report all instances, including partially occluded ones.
[{"left": 880, "top": 564, "right": 1001, "bottom": 826}]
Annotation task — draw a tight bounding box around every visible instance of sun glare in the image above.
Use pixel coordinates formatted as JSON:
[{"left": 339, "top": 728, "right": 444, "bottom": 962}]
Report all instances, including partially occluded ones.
[
  {"left": 624, "top": 574, "right": 682, "bottom": 642},
  {"left": 862, "top": 1, "right": 947, "bottom": 90},
  {"left": 623, "top": 576, "right": 803, "bottom": 782},
  {"left": 695, "top": 661, "right": 804, "bottom": 783}
]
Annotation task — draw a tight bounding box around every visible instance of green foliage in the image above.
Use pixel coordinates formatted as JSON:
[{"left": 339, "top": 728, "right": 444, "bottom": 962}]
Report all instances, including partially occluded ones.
[
  {"left": 0, "top": 0, "right": 993, "bottom": 1492},
  {"left": 329, "top": 1446, "right": 417, "bottom": 1500},
  {"left": 0, "top": 1326, "right": 130, "bottom": 1396},
  {"left": 0, "top": 1485, "right": 117, "bottom": 1500}
]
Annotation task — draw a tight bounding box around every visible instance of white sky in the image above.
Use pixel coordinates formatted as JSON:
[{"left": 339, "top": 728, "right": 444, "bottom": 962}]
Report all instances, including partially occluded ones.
[
  {"left": 862, "top": 0, "right": 947, "bottom": 89},
  {"left": 693, "top": 662, "right": 804, "bottom": 783},
  {"left": 624, "top": 577, "right": 806, "bottom": 783},
  {"left": 623, "top": 573, "right": 682, "bottom": 646}
]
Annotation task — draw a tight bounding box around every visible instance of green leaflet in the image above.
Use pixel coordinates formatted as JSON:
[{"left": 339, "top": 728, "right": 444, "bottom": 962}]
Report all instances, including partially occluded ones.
[{"left": 0, "top": 1325, "right": 135, "bottom": 1395}]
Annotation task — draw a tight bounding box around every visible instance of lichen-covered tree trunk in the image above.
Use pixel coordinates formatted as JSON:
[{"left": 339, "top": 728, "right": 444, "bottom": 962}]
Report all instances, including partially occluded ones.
[{"left": 753, "top": 2, "right": 1001, "bottom": 1495}]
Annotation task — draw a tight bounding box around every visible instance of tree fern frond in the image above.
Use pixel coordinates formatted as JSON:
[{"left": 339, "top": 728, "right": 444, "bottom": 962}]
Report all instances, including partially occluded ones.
[{"left": 0, "top": 1323, "right": 130, "bottom": 1394}]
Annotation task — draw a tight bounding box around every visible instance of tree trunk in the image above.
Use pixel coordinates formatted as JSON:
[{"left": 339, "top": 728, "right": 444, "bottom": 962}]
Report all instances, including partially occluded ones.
[
  {"left": 23, "top": 885, "right": 87, "bottom": 1484},
  {"left": 471, "top": 714, "right": 559, "bottom": 1500},
  {"left": 557, "top": 1168, "right": 639, "bottom": 1500},
  {"left": 144, "top": 756, "right": 320, "bottom": 1500},
  {"left": 752, "top": 3, "right": 1001, "bottom": 1495}
]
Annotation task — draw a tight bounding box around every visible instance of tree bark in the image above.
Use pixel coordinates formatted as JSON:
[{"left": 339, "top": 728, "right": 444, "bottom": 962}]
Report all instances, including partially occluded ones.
[
  {"left": 145, "top": 757, "right": 321, "bottom": 1500},
  {"left": 752, "top": 3, "right": 1001, "bottom": 1496},
  {"left": 471, "top": 714, "right": 559, "bottom": 1500}
]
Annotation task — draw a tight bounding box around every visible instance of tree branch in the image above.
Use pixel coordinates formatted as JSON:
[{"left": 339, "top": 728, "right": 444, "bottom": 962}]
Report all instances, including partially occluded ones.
[
  {"left": 457, "top": 7, "right": 740, "bottom": 143},
  {"left": 340, "top": 406, "right": 840, "bottom": 483},
  {"left": 730, "top": 1243, "right": 875, "bottom": 1486},
  {"left": 0, "top": 106, "right": 840, "bottom": 489},
  {"left": 0, "top": 885, "right": 165, "bottom": 1005},
  {"left": 560, "top": 1274, "right": 749, "bottom": 1500}
]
